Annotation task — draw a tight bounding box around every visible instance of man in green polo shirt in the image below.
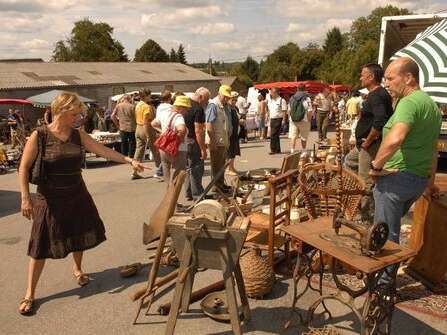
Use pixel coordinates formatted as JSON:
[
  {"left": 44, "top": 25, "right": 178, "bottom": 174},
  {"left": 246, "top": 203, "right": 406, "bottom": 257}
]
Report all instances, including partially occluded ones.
[
  {"left": 369, "top": 57, "right": 441, "bottom": 283},
  {"left": 370, "top": 56, "right": 441, "bottom": 245}
]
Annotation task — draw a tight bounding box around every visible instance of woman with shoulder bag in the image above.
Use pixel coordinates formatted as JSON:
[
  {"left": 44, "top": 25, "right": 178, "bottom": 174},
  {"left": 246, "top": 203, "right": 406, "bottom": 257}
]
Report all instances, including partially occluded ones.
[
  {"left": 18, "top": 92, "right": 146, "bottom": 315},
  {"left": 152, "top": 95, "right": 190, "bottom": 184}
]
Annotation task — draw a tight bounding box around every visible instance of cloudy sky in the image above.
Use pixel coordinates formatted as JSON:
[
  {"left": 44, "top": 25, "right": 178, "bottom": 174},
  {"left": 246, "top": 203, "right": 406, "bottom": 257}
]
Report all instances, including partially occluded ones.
[{"left": 1, "top": 0, "right": 446, "bottom": 63}]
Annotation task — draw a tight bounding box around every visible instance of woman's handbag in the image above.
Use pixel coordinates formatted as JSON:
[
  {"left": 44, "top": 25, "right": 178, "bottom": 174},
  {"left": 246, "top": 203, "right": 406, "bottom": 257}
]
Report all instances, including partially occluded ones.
[
  {"left": 29, "top": 127, "right": 48, "bottom": 185},
  {"left": 154, "top": 113, "right": 180, "bottom": 157}
]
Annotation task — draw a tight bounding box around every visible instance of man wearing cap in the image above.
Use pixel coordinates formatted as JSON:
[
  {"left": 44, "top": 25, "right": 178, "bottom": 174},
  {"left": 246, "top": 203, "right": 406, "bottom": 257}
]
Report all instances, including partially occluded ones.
[
  {"left": 267, "top": 87, "right": 287, "bottom": 154},
  {"left": 133, "top": 88, "right": 162, "bottom": 180},
  {"left": 356, "top": 63, "right": 393, "bottom": 186},
  {"left": 206, "top": 85, "right": 232, "bottom": 191},
  {"left": 151, "top": 95, "right": 190, "bottom": 183}
]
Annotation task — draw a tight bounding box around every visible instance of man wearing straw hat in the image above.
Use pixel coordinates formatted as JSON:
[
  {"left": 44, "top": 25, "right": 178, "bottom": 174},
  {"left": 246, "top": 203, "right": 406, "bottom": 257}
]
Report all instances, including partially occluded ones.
[{"left": 205, "top": 85, "right": 232, "bottom": 192}]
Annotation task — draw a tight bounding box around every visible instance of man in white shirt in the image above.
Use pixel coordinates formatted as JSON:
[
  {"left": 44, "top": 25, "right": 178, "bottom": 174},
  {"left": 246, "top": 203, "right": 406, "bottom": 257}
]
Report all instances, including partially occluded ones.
[
  {"left": 267, "top": 87, "right": 287, "bottom": 154},
  {"left": 313, "top": 87, "right": 333, "bottom": 143}
]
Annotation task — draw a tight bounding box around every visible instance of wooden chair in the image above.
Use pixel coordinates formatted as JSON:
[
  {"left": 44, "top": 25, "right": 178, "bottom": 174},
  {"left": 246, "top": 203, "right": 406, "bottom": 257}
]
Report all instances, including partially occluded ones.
[
  {"left": 280, "top": 152, "right": 301, "bottom": 173},
  {"left": 298, "top": 162, "right": 366, "bottom": 221},
  {"left": 246, "top": 169, "right": 300, "bottom": 267}
]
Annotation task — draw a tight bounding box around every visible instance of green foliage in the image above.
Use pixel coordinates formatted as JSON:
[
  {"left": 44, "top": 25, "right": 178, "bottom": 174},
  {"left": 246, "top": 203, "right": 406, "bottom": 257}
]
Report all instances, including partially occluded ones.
[
  {"left": 52, "top": 19, "right": 128, "bottom": 62},
  {"left": 177, "top": 44, "right": 187, "bottom": 64},
  {"left": 169, "top": 48, "right": 178, "bottom": 62},
  {"left": 241, "top": 56, "right": 259, "bottom": 81},
  {"left": 229, "top": 56, "right": 259, "bottom": 86},
  {"left": 350, "top": 5, "right": 411, "bottom": 48},
  {"left": 254, "top": 5, "right": 411, "bottom": 86},
  {"left": 293, "top": 43, "right": 325, "bottom": 80},
  {"left": 323, "top": 27, "right": 344, "bottom": 56},
  {"left": 134, "top": 39, "right": 169, "bottom": 62},
  {"left": 52, "top": 41, "right": 71, "bottom": 61},
  {"left": 259, "top": 43, "right": 300, "bottom": 82}
]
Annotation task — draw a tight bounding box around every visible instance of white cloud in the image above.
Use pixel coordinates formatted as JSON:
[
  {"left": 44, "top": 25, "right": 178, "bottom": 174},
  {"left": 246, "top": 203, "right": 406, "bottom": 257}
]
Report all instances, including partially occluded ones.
[
  {"left": 190, "top": 22, "right": 234, "bottom": 35},
  {"left": 286, "top": 23, "right": 305, "bottom": 33},
  {"left": 1, "top": 15, "right": 44, "bottom": 32},
  {"left": 21, "top": 38, "right": 50, "bottom": 49},
  {"left": 141, "top": 5, "right": 223, "bottom": 28},
  {"left": 211, "top": 41, "right": 243, "bottom": 51},
  {"left": 276, "top": 0, "right": 444, "bottom": 19},
  {"left": 0, "top": 0, "right": 80, "bottom": 12}
]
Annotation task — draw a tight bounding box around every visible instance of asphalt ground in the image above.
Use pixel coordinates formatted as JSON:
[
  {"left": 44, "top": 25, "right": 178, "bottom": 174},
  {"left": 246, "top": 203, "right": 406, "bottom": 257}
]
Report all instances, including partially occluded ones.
[{"left": 1, "top": 131, "right": 446, "bottom": 335}]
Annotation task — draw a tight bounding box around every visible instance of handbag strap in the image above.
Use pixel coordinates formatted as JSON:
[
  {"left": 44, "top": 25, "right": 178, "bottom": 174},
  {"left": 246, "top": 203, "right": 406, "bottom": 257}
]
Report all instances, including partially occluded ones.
[
  {"left": 36, "top": 126, "right": 47, "bottom": 157},
  {"left": 167, "top": 112, "right": 179, "bottom": 130}
]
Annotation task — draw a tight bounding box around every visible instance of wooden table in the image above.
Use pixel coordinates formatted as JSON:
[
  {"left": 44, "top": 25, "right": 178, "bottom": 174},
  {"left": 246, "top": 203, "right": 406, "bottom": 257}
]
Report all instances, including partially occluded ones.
[
  {"left": 282, "top": 216, "right": 416, "bottom": 335},
  {"left": 408, "top": 174, "right": 447, "bottom": 291}
]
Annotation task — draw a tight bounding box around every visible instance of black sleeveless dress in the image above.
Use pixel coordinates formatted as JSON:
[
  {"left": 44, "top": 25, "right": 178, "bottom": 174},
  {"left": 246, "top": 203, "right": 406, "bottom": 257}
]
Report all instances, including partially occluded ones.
[{"left": 27, "top": 128, "right": 106, "bottom": 259}]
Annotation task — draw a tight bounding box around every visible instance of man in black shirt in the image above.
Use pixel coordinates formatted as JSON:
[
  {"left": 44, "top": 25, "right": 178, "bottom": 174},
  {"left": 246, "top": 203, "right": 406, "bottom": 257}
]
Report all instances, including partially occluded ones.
[
  {"left": 356, "top": 63, "right": 393, "bottom": 185},
  {"left": 184, "top": 87, "right": 210, "bottom": 200}
]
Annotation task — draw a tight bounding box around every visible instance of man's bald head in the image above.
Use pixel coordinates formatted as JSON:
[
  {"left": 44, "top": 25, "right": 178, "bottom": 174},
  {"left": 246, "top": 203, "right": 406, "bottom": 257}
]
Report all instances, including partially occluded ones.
[
  {"left": 388, "top": 57, "right": 419, "bottom": 83},
  {"left": 384, "top": 57, "right": 420, "bottom": 98}
]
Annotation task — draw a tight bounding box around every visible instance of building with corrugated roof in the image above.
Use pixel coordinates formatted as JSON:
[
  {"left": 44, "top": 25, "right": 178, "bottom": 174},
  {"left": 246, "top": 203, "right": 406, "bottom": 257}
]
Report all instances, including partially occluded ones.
[{"left": 0, "top": 62, "right": 220, "bottom": 106}]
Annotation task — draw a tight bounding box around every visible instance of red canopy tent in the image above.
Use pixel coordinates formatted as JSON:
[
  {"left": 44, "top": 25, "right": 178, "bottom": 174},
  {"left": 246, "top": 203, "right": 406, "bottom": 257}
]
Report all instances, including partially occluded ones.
[
  {"left": 0, "top": 99, "right": 32, "bottom": 105},
  {"left": 329, "top": 84, "right": 351, "bottom": 94},
  {"left": 254, "top": 81, "right": 330, "bottom": 95}
]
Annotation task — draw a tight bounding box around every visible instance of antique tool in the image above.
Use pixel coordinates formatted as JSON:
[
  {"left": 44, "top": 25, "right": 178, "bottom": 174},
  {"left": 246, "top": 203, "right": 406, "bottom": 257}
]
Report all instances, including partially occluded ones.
[
  {"left": 158, "top": 280, "right": 225, "bottom": 315},
  {"left": 200, "top": 291, "right": 244, "bottom": 321},
  {"left": 331, "top": 208, "right": 389, "bottom": 255},
  {"left": 181, "top": 161, "right": 230, "bottom": 213},
  {"left": 166, "top": 200, "right": 251, "bottom": 335},
  {"left": 130, "top": 270, "right": 179, "bottom": 301}
]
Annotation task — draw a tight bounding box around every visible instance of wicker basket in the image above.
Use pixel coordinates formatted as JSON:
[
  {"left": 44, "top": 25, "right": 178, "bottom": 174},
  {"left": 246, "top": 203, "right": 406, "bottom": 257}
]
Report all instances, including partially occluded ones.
[{"left": 240, "top": 247, "right": 275, "bottom": 298}]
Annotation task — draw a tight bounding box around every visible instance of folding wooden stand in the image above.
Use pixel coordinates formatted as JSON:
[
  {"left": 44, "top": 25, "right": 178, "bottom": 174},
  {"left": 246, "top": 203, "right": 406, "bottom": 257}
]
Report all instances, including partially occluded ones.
[{"left": 166, "top": 214, "right": 251, "bottom": 335}]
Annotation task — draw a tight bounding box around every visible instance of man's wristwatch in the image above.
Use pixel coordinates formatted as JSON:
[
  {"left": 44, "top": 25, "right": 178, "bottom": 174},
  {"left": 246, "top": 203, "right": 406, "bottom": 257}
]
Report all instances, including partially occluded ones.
[{"left": 370, "top": 161, "right": 382, "bottom": 172}]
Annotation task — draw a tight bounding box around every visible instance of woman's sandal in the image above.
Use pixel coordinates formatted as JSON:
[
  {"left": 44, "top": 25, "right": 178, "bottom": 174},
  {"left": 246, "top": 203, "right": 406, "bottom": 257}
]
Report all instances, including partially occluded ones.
[
  {"left": 73, "top": 272, "right": 90, "bottom": 287},
  {"left": 19, "top": 298, "right": 34, "bottom": 315}
]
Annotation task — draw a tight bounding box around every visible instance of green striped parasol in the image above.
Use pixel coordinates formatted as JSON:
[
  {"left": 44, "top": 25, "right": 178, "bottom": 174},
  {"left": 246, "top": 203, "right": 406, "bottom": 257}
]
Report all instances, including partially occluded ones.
[{"left": 392, "top": 18, "right": 447, "bottom": 104}]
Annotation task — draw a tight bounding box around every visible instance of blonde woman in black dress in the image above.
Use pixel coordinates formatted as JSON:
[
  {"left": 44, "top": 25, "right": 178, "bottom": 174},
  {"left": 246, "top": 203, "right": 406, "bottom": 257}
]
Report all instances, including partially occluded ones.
[{"left": 18, "top": 92, "right": 145, "bottom": 315}]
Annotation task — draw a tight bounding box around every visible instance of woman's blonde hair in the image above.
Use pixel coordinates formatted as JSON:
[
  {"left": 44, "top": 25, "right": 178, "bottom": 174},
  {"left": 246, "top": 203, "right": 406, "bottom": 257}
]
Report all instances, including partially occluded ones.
[{"left": 51, "top": 92, "right": 86, "bottom": 116}]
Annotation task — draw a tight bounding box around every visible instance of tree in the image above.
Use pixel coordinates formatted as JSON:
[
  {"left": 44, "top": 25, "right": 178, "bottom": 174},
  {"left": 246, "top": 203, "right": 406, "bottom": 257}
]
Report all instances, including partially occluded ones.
[
  {"left": 259, "top": 42, "right": 300, "bottom": 82},
  {"left": 52, "top": 41, "right": 71, "bottom": 61},
  {"left": 169, "top": 48, "right": 178, "bottom": 62},
  {"left": 241, "top": 56, "right": 259, "bottom": 81},
  {"left": 177, "top": 44, "right": 187, "bottom": 64},
  {"left": 350, "top": 5, "right": 411, "bottom": 48},
  {"left": 292, "top": 43, "right": 325, "bottom": 80},
  {"left": 52, "top": 18, "right": 128, "bottom": 62},
  {"left": 323, "top": 27, "right": 344, "bottom": 56},
  {"left": 134, "top": 39, "right": 169, "bottom": 62}
]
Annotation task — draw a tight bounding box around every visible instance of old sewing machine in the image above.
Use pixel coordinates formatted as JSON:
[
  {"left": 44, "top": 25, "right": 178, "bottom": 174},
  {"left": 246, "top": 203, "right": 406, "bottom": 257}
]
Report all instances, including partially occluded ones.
[
  {"left": 165, "top": 200, "right": 251, "bottom": 335},
  {"left": 320, "top": 208, "right": 389, "bottom": 256}
]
